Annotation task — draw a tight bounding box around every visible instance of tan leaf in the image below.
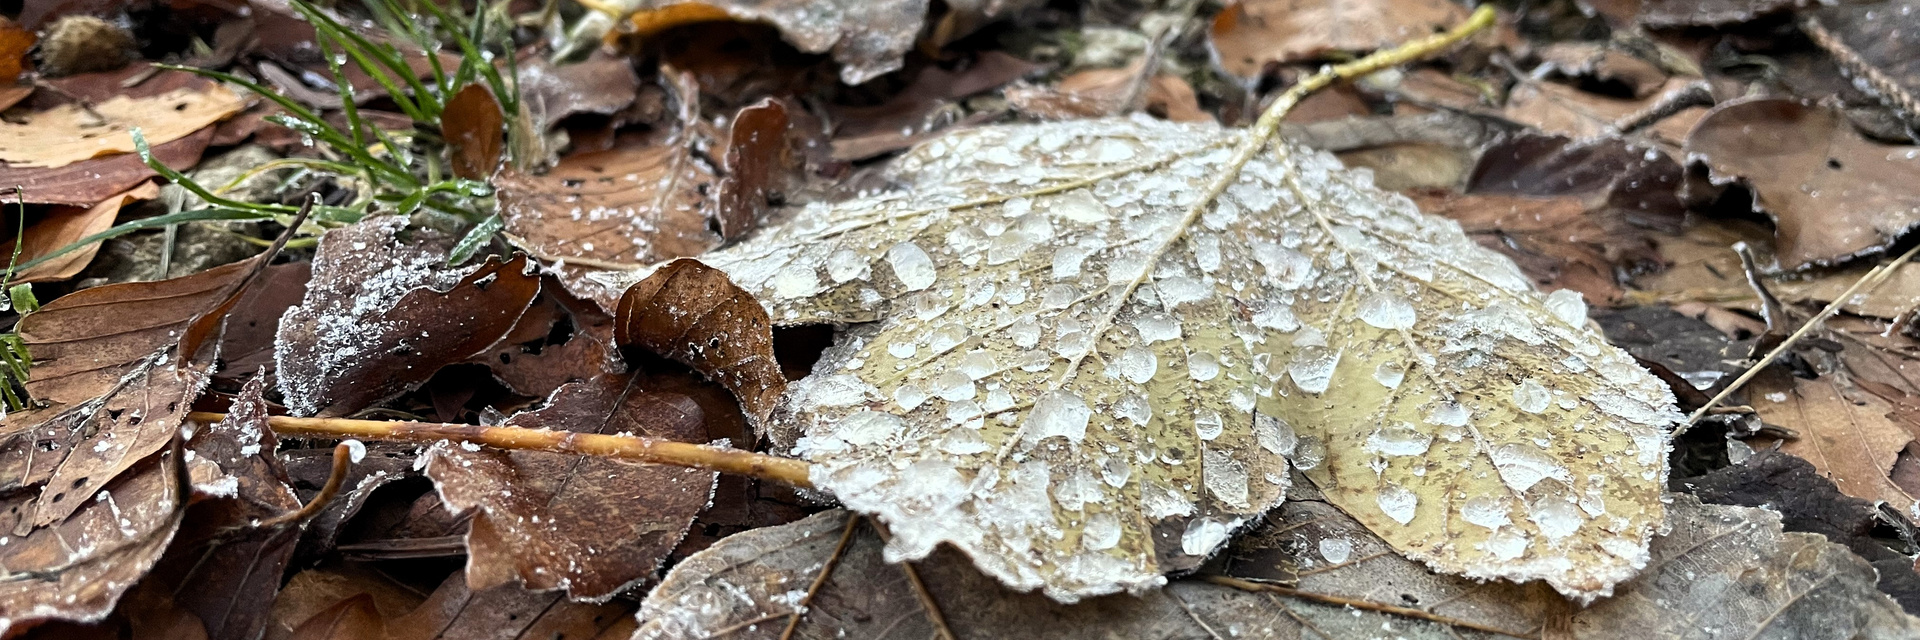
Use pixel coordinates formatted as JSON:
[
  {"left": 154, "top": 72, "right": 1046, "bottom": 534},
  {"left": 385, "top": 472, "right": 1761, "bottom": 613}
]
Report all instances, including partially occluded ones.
[
  {"left": 2, "top": 181, "right": 159, "bottom": 283},
  {"left": 671, "top": 117, "right": 1678, "bottom": 601},
  {"left": 0, "top": 84, "right": 245, "bottom": 168},
  {"left": 632, "top": 493, "right": 1920, "bottom": 639},
  {"left": 426, "top": 373, "right": 719, "bottom": 601},
  {"left": 1752, "top": 374, "right": 1919, "bottom": 515},
  {"left": 1206, "top": 0, "right": 1471, "bottom": 79},
  {"left": 0, "top": 125, "right": 214, "bottom": 206},
  {"left": 1502, "top": 77, "right": 1697, "bottom": 143},
  {"left": 1686, "top": 98, "right": 1920, "bottom": 269}
]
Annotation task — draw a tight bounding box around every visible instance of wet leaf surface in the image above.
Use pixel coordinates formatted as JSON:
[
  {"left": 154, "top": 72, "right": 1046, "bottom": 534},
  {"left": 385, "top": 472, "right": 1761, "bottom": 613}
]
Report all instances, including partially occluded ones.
[
  {"left": 688, "top": 117, "right": 1679, "bottom": 601},
  {"left": 615, "top": 259, "right": 786, "bottom": 434},
  {"left": 426, "top": 372, "right": 719, "bottom": 601},
  {"left": 274, "top": 217, "right": 540, "bottom": 417}
]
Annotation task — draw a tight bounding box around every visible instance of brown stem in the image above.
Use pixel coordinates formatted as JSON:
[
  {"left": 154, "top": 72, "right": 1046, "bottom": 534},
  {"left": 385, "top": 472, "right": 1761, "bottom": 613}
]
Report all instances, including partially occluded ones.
[
  {"left": 257, "top": 440, "right": 355, "bottom": 529},
  {"left": 184, "top": 412, "right": 815, "bottom": 488}
]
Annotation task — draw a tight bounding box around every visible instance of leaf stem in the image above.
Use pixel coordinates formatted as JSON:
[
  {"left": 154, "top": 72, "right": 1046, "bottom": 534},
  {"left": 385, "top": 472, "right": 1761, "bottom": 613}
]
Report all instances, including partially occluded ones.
[
  {"left": 184, "top": 412, "right": 815, "bottom": 487},
  {"left": 1251, "top": 5, "right": 1495, "bottom": 137}
]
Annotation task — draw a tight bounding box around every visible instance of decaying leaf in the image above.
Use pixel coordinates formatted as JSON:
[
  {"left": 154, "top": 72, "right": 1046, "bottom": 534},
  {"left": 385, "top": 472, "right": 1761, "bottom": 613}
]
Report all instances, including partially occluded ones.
[
  {"left": 1207, "top": 0, "right": 1471, "bottom": 79},
  {"left": 274, "top": 217, "right": 541, "bottom": 417},
  {"left": 0, "top": 126, "right": 213, "bottom": 207},
  {"left": 442, "top": 84, "right": 505, "bottom": 181},
  {"left": 1751, "top": 373, "right": 1919, "bottom": 517},
  {"left": 2, "top": 181, "right": 159, "bottom": 283},
  {"left": 1501, "top": 77, "right": 1698, "bottom": 143},
  {"left": 678, "top": 117, "right": 1680, "bottom": 601},
  {"left": 1004, "top": 61, "right": 1214, "bottom": 124},
  {"left": 1407, "top": 192, "right": 1630, "bottom": 304},
  {"left": 1686, "top": 98, "right": 1920, "bottom": 269},
  {"left": 635, "top": 492, "right": 1920, "bottom": 639},
  {"left": 281, "top": 569, "right": 635, "bottom": 640},
  {"left": 619, "top": 0, "right": 930, "bottom": 85},
  {"left": 0, "top": 84, "right": 245, "bottom": 168},
  {"left": 1811, "top": 0, "right": 1920, "bottom": 116},
  {"left": 615, "top": 259, "right": 786, "bottom": 432},
  {"left": 426, "top": 373, "right": 719, "bottom": 601}
]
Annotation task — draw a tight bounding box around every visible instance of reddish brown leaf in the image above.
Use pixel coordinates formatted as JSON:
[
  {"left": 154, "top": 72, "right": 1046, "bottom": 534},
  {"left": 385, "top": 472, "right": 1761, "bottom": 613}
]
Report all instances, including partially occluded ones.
[
  {"left": 1004, "top": 61, "right": 1214, "bottom": 124},
  {"left": 1206, "top": 0, "right": 1472, "bottom": 79},
  {"left": 620, "top": 0, "right": 925, "bottom": 85},
  {"left": 1752, "top": 373, "right": 1919, "bottom": 517},
  {"left": 1686, "top": 98, "right": 1920, "bottom": 269},
  {"left": 427, "top": 372, "right": 718, "bottom": 600},
  {"left": 829, "top": 51, "right": 1040, "bottom": 161},
  {"left": 1533, "top": 42, "right": 1670, "bottom": 99},
  {"left": 287, "top": 595, "right": 386, "bottom": 640},
  {"left": 384, "top": 570, "right": 634, "bottom": 640},
  {"left": 213, "top": 262, "right": 313, "bottom": 389},
  {"left": 496, "top": 136, "right": 721, "bottom": 308},
  {"left": 274, "top": 217, "right": 540, "bottom": 417},
  {"left": 0, "top": 17, "right": 34, "bottom": 82},
  {"left": 0, "top": 125, "right": 214, "bottom": 207},
  {"left": 442, "top": 84, "right": 504, "bottom": 181},
  {"left": 712, "top": 98, "right": 793, "bottom": 240},
  {"left": 615, "top": 259, "right": 786, "bottom": 433},
  {"left": 472, "top": 284, "right": 621, "bottom": 398},
  {"left": 1408, "top": 191, "right": 1633, "bottom": 305},
  {"left": 2, "top": 181, "right": 158, "bottom": 283}
]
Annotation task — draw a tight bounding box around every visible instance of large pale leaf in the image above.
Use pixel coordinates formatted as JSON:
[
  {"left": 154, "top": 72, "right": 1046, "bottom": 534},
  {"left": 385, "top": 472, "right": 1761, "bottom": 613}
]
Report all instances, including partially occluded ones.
[{"left": 684, "top": 116, "right": 1679, "bottom": 601}]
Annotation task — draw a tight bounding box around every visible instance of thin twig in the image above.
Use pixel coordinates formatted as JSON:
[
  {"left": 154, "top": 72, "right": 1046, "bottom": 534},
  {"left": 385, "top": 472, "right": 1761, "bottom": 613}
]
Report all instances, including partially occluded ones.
[
  {"left": 184, "top": 412, "right": 815, "bottom": 487},
  {"left": 1203, "top": 576, "right": 1532, "bottom": 639},
  {"left": 1682, "top": 241, "right": 1920, "bottom": 431},
  {"left": 779, "top": 515, "right": 862, "bottom": 640},
  {"left": 1802, "top": 15, "right": 1920, "bottom": 126},
  {"left": 257, "top": 441, "right": 356, "bottom": 529}
]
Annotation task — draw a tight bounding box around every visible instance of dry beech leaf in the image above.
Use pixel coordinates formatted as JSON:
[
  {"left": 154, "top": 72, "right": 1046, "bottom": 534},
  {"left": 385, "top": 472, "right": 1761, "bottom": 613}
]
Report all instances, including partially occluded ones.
[
  {"left": 635, "top": 491, "right": 1920, "bottom": 639},
  {"left": 515, "top": 50, "right": 640, "bottom": 135},
  {"left": 676, "top": 117, "right": 1679, "bottom": 601},
  {"left": 1686, "top": 98, "right": 1920, "bottom": 269},
  {"left": 1751, "top": 374, "right": 1920, "bottom": 517},
  {"left": 712, "top": 98, "right": 792, "bottom": 241},
  {"left": 2, "top": 181, "right": 159, "bottom": 283},
  {"left": 274, "top": 217, "right": 540, "bottom": 417},
  {"left": 497, "top": 136, "right": 720, "bottom": 308},
  {"left": 285, "top": 569, "right": 635, "bottom": 640},
  {"left": 1502, "top": 77, "right": 1697, "bottom": 143},
  {"left": 1207, "top": 0, "right": 1470, "bottom": 79},
  {"left": 1532, "top": 43, "right": 1669, "bottom": 99},
  {"left": 0, "top": 126, "right": 213, "bottom": 207},
  {"left": 426, "top": 373, "right": 719, "bottom": 601},
  {"left": 620, "top": 0, "right": 928, "bottom": 85},
  {"left": 0, "top": 84, "right": 245, "bottom": 168},
  {"left": 1408, "top": 192, "right": 1630, "bottom": 305},
  {"left": 0, "top": 16, "right": 33, "bottom": 82},
  {"left": 1004, "top": 62, "right": 1214, "bottom": 124},
  {"left": 615, "top": 259, "right": 786, "bottom": 433},
  {"left": 442, "top": 83, "right": 504, "bottom": 180}
]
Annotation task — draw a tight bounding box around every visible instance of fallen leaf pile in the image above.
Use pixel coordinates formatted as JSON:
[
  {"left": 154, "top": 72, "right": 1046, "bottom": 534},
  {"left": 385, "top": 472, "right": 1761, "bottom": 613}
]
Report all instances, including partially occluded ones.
[{"left": 9, "top": 0, "right": 1920, "bottom": 637}]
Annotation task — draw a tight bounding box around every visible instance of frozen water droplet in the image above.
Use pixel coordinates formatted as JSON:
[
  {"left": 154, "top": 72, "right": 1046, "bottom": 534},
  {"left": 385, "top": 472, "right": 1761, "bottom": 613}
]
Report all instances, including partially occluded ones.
[
  {"left": 1531, "top": 498, "right": 1583, "bottom": 540},
  {"left": 958, "top": 351, "right": 998, "bottom": 379},
  {"left": 1253, "top": 304, "right": 1300, "bottom": 332},
  {"left": 1134, "top": 313, "right": 1182, "bottom": 343},
  {"left": 839, "top": 410, "right": 905, "bottom": 446},
  {"left": 935, "top": 370, "right": 976, "bottom": 401},
  {"left": 939, "top": 428, "right": 989, "bottom": 454},
  {"left": 1255, "top": 414, "right": 1296, "bottom": 455},
  {"left": 1116, "top": 393, "right": 1151, "bottom": 425},
  {"left": 1462, "top": 496, "right": 1511, "bottom": 530},
  {"left": 1082, "top": 512, "right": 1122, "bottom": 550},
  {"left": 1485, "top": 527, "right": 1529, "bottom": 560},
  {"left": 1544, "top": 288, "right": 1588, "bottom": 326},
  {"left": 1318, "top": 538, "right": 1352, "bottom": 565},
  {"left": 1358, "top": 292, "right": 1416, "bottom": 330},
  {"left": 1426, "top": 402, "right": 1469, "bottom": 427},
  {"left": 342, "top": 439, "right": 366, "bottom": 463},
  {"left": 1195, "top": 410, "right": 1224, "bottom": 440},
  {"left": 1188, "top": 352, "right": 1220, "bottom": 381},
  {"left": 888, "top": 342, "right": 917, "bottom": 359},
  {"left": 1292, "top": 436, "right": 1327, "bottom": 470},
  {"left": 1100, "top": 456, "right": 1132, "bottom": 487},
  {"left": 1512, "top": 379, "right": 1551, "bottom": 414},
  {"left": 885, "top": 242, "right": 937, "bottom": 291},
  {"left": 894, "top": 384, "right": 929, "bottom": 411},
  {"left": 1042, "top": 284, "right": 1078, "bottom": 309},
  {"left": 1157, "top": 275, "right": 1210, "bottom": 308},
  {"left": 983, "top": 387, "right": 1016, "bottom": 413},
  {"left": 1365, "top": 423, "right": 1432, "bottom": 456},
  {"left": 1009, "top": 314, "right": 1041, "bottom": 348},
  {"left": 1112, "top": 346, "right": 1157, "bottom": 384},
  {"left": 1376, "top": 485, "right": 1418, "bottom": 525},
  {"left": 1373, "top": 361, "right": 1405, "bottom": 389},
  {"left": 773, "top": 266, "right": 821, "bottom": 299},
  {"left": 1288, "top": 347, "right": 1341, "bottom": 394},
  {"left": 929, "top": 323, "right": 970, "bottom": 353},
  {"left": 1180, "top": 518, "right": 1232, "bottom": 556},
  {"left": 1023, "top": 391, "right": 1092, "bottom": 447},
  {"left": 1491, "top": 443, "right": 1572, "bottom": 492}
]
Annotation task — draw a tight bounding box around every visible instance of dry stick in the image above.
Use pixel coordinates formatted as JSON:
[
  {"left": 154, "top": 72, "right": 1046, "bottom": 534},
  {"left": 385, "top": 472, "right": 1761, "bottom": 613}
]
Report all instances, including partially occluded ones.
[
  {"left": 1203, "top": 576, "right": 1533, "bottom": 639},
  {"left": 184, "top": 412, "right": 815, "bottom": 488},
  {"left": 1682, "top": 241, "right": 1920, "bottom": 432},
  {"left": 1801, "top": 15, "right": 1920, "bottom": 126},
  {"left": 778, "top": 515, "right": 863, "bottom": 640}
]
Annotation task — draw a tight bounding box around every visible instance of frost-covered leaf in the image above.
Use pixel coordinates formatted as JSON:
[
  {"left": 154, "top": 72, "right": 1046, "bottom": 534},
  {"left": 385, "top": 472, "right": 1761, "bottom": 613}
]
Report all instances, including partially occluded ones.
[{"left": 683, "top": 117, "right": 1680, "bottom": 601}]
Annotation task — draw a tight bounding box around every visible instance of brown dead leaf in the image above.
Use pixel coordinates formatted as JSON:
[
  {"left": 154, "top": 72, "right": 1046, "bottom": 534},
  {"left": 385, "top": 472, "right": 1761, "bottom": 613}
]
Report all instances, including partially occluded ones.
[
  {"left": 497, "top": 135, "right": 720, "bottom": 308},
  {"left": 615, "top": 259, "right": 784, "bottom": 435},
  {"left": 442, "top": 84, "right": 504, "bottom": 181},
  {"left": 279, "top": 568, "right": 634, "bottom": 640},
  {"left": 274, "top": 217, "right": 540, "bottom": 417},
  {"left": 1469, "top": 133, "right": 1687, "bottom": 231},
  {"left": 1533, "top": 42, "right": 1670, "bottom": 99},
  {"left": 712, "top": 98, "right": 793, "bottom": 241},
  {"left": 1207, "top": 0, "right": 1471, "bottom": 79},
  {"left": 1502, "top": 77, "right": 1698, "bottom": 143},
  {"left": 1004, "top": 61, "right": 1214, "bottom": 124},
  {"left": 0, "top": 16, "right": 33, "bottom": 82},
  {"left": 427, "top": 372, "right": 719, "bottom": 600},
  {"left": 1687, "top": 98, "right": 1920, "bottom": 269},
  {"left": 829, "top": 51, "right": 1041, "bottom": 161},
  {"left": 0, "top": 84, "right": 245, "bottom": 168},
  {"left": 1751, "top": 373, "right": 1919, "bottom": 517},
  {"left": 0, "top": 125, "right": 214, "bottom": 207},
  {"left": 472, "top": 284, "right": 621, "bottom": 398},
  {"left": 1812, "top": 0, "right": 1920, "bottom": 116},
  {"left": 287, "top": 594, "right": 386, "bottom": 640},
  {"left": 516, "top": 50, "right": 641, "bottom": 135},
  {"left": 1407, "top": 191, "right": 1632, "bottom": 305},
  {"left": 1636, "top": 0, "right": 1799, "bottom": 27},
  {"left": 2, "top": 181, "right": 158, "bottom": 283},
  {"left": 620, "top": 0, "right": 927, "bottom": 85}
]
